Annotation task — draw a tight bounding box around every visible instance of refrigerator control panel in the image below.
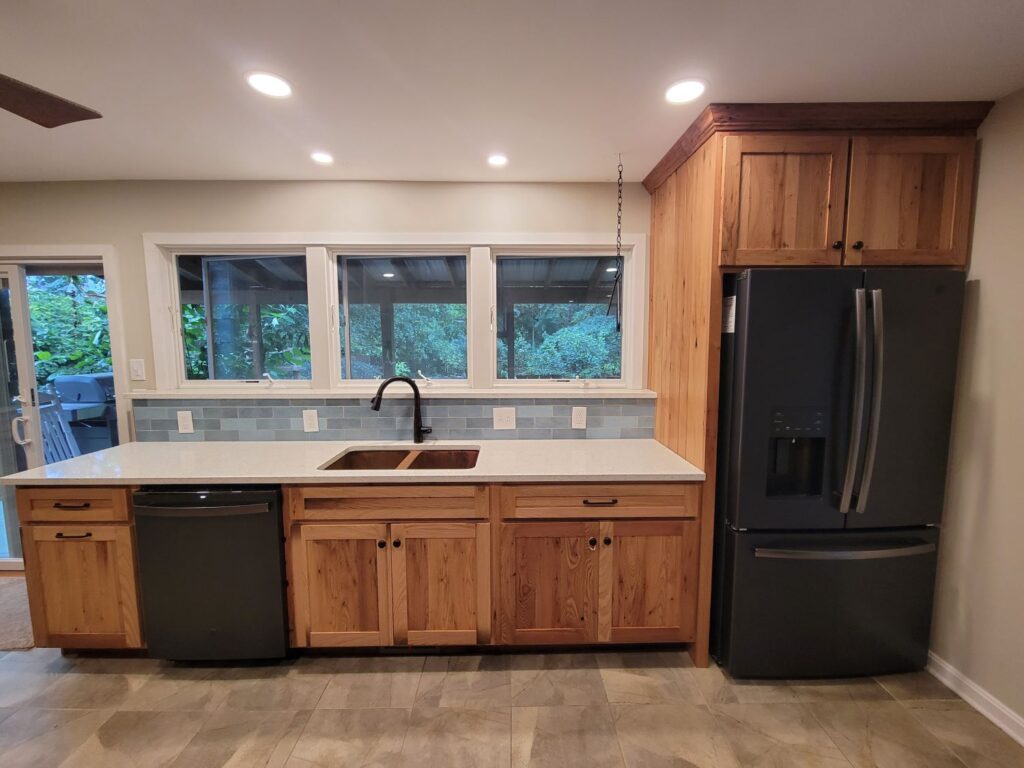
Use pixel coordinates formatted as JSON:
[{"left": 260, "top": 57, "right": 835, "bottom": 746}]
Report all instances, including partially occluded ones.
[{"left": 770, "top": 407, "right": 826, "bottom": 437}]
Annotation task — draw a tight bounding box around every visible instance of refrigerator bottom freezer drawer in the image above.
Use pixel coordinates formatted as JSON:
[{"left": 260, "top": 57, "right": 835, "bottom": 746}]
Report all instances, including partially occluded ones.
[{"left": 717, "top": 527, "right": 939, "bottom": 679}]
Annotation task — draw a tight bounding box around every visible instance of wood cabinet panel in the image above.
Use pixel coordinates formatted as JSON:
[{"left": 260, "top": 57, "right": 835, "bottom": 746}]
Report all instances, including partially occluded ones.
[
  {"left": 500, "top": 483, "right": 698, "bottom": 520},
  {"left": 22, "top": 524, "right": 141, "bottom": 648},
  {"left": 390, "top": 522, "right": 490, "bottom": 645},
  {"left": 598, "top": 520, "right": 699, "bottom": 643},
  {"left": 721, "top": 134, "right": 849, "bottom": 266},
  {"left": 16, "top": 486, "right": 131, "bottom": 523},
  {"left": 284, "top": 484, "right": 488, "bottom": 522},
  {"left": 498, "top": 522, "right": 598, "bottom": 644},
  {"left": 845, "top": 136, "right": 976, "bottom": 265},
  {"left": 292, "top": 523, "right": 391, "bottom": 647}
]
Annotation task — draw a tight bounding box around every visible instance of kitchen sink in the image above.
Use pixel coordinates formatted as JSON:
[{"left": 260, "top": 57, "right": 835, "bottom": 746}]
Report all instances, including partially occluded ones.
[{"left": 320, "top": 447, "right": 479, "bottom": 471}]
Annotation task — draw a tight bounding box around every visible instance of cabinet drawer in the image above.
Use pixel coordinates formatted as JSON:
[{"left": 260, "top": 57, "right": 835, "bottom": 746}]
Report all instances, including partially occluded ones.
[
  {"left": 500, "top": 483, "right": 699, "bottom": 520},
  {"left": 284, "top": 485, "right": 489, "bottom": 522},
  {"left": 16, "top": 487, "right": 131, "bottom": 523}
]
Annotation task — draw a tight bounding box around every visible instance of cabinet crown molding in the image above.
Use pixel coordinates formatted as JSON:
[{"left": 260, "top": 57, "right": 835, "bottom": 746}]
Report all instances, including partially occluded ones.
[{"left": 643, "top": 101, "right": 995, "bottom": 193}]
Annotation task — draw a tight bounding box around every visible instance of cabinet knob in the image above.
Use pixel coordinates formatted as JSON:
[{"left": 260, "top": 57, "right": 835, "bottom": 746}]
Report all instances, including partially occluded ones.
[
  {"left": 588, "top": 537, "right": 598, "bottom": 549},
  {"left": 603, "top": 536, "right": 612, "bottom": 546},
  {"left": 392, "top": 539, "right": 402, "bottom": 548},
  {"left": 831, "top": 240, "right": 843, "bottom": 250},
  {"left": 377, "top": 540, "right": 386, "bottom": 549},
  {"left": 852, "top": 241, "right": 864, "bottom": 250}
]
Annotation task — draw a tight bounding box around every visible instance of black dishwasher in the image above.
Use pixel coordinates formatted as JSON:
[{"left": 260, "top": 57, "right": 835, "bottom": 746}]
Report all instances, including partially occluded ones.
[{"left": 133, "top": 487, "right": 288, "bottom": 661}]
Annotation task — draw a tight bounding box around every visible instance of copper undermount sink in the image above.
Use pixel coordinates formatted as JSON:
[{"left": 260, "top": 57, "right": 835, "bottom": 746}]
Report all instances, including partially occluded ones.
[{"left": 320, "top": 447, "right": 479, "bottom": 471}]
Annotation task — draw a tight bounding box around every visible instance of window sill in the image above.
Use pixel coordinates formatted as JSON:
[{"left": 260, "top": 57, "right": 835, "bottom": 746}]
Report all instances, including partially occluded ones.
[{"left": 127, "top": 387, "right": 657, "bottom": 401}]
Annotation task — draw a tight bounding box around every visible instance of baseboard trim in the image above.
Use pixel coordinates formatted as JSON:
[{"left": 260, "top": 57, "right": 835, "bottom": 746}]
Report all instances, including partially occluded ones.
[{"left": 928, "top": 651, "right": 1024, "bottom": 748}]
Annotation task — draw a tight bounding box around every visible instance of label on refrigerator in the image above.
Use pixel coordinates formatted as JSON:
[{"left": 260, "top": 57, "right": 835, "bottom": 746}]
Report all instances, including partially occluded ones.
[{"left": 722, "top": 295, "right": 736, "bottom": 334}]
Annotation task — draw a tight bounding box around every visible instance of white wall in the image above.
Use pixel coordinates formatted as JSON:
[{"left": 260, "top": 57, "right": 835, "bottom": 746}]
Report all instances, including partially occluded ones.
[
  {"left": 932, "top": 88, "right": 1024, "bottom": 722},
  {"left": 0, "top": 180, "right": 649, "bottom": 389}
]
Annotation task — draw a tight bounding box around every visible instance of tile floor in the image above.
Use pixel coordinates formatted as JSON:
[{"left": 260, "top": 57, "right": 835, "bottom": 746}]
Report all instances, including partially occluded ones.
[{"left": 0, "top": 648, "right": 1021, "bottom": 767}]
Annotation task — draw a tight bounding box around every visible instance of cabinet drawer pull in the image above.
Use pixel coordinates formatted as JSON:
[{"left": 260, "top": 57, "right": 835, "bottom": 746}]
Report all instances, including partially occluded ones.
[
  {"left": 588, "top": 537, "right": 598, "bottom": 550},
  {"left": 55, "top": 532, "right": 92, "bottom": 539},
  {"left": 53, "top": 502, "right": 92, "bottom": 510},
  {"left": 581, "top": 498, "right": 618, "bottom": 507}
]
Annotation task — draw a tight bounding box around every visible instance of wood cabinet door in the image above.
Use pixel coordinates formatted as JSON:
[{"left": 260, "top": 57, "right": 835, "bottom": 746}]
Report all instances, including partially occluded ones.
[
  {"left": 390, "top": 522, "right": 490, "bottom": 646},
  {"left": 292, "top": 523, "right": 391, "bottom": 647},
  {"left": 845, "top": 136, "right": 976, "bottom": 266},
  {"left": 598, "top": 520, "right": 699, "bottom": 643},
  {"left": 721, "top": 134, "right": 849, "bottom": 266},
  {"left": 22, "top": 524, "right": 142, "bottom": 648},
  {"left": 498, "top": 522, "right": 599, "bottom": 644}
]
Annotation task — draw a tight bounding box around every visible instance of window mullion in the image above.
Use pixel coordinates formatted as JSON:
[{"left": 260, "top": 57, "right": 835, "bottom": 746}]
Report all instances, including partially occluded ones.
[
  {"left": 305, "top": 246, "right": 332, "bottom": 388},
  {"left": 467, "top": 246, "right": 493, "bottom": 388}
]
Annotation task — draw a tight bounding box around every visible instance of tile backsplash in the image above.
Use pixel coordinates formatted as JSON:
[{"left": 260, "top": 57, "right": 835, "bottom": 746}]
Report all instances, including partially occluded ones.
[{"left": 132, "top": 397, "right": 655, "bottom": 442}]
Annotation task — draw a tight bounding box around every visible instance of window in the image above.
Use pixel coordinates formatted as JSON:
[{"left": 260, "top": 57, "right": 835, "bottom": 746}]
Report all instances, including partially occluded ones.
[
  {"left": 495, "top": 255, "right": 622, "bottom": 380},
  {"left": 338, "top": 255, "right": 467, "bottom": 380},
  {"left": 177, "top": 254, "right": 311, "bottom": 380}
]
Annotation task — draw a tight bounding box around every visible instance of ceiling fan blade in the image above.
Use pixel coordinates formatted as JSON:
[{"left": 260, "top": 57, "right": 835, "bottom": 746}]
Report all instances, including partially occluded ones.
[{"left": 0, "top": 73, "right": 101, "bottom": 128}]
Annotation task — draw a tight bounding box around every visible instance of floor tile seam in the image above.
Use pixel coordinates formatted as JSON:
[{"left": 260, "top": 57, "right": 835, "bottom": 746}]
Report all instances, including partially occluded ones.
[{"left": 901, "top": 704, "right": 975, "bottom": 768}]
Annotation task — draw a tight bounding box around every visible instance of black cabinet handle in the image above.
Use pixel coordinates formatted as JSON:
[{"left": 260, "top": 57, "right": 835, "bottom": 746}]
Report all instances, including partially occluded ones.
[
  {"left": 392, "top": 539, "right": 402, "bottom": 548},
  {"left": 603, "top": 536, "right": 612, "bottom": 546},
  {"left": 582, "top": 498, "right": 618, "bottom": 507},
  {"left": 54, "top": 502, "right": 91, "bottom": 510},
  {"left": 56, "top": 532, "right": 92, "bottom": 539},
  {"left": 588, "top": 537, "right": 598, "bottom": 549},
  {"left": 377, "top": 540, "right": 386, "bottom": 549},
  {"left": 852, "top": 241, "right": 865, "bottom": 250},
  {"left": 831, "top": 240, "right": 843, "bottom": 250}
]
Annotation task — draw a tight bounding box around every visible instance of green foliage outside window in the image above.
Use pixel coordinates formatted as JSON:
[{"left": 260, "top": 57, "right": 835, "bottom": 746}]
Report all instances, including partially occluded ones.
[
  {"left": 498, "top": 303, "right": 621, "bottom": 379},
  {"left": 27, "top": 275, "right": 112, "bottom": 386}
]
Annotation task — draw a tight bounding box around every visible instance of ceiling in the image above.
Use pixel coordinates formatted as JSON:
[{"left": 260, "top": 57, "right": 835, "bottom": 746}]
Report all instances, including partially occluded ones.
[{"left": 2, "top": 0, "right": 1023, "bottom": 182}]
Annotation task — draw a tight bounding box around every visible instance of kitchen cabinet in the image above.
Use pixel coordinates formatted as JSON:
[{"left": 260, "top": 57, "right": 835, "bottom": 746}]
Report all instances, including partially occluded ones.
[
  {"left": 285, "top": 485, "right": 491, "bottom": 648},
  {"left": 21, "top": 523, "right": 142, "bottom": 648},
  {"left": 291, "top": 523, "right": 393, "bottom": 647},
  {"left": 845, "top": 136, "right": 976, "bottom": 266},
  {"left": 720, "top": 134, "right": 849, "bottom": 266},
  {"left": 390, "top": 522, "right": 490, "bottom": 645},
  {"left": 497, "top": 521, "right": 600, "bottom": 644}
]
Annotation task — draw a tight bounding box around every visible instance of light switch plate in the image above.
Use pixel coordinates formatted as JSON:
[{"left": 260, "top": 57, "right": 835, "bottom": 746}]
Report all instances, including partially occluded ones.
[
  {"left": 302, "top": 409, "right": 319, "bottom": 432},
  {"left": 492, "top": 406, "right": 516, "bottom": 430},
  {"left": 176, "top": 410, "right": 194, "bottom": 434},
  {"left": 129, "top": 358, "right": 146, "bottom": 381},
  {"left": 571, "top": 406, "right": 587, "bottom": 429}
]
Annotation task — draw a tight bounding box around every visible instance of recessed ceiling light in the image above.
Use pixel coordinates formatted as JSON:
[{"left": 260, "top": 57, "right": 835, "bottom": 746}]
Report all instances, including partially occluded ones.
[
  {"left": 310, "top": 150, "right": 334, "bottom": 165},
  {"left": 246, "top": 71, "right": 292, "bottom": 98},
  {"left": 606, "top": 266, "right": 618, "bottom": 273},
  {"left": 665, "top": 79, "right": 706, "bottom": 104},
  {"left": 487, "top": 153, "right": 508, "bottom": 167},
  {"left": 382, "top": 272, "right": 396, "bottom": 278}
]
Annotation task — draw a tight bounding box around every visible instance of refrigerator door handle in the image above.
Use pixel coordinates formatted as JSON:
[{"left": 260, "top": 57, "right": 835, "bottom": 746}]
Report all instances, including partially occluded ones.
[
  {"left": 753, "top": 541, "right": 936, "bottom": 561},
  {"left": 856, "top": 288, "right": 885, "bottom": 513},
  {"left": 839, "top": 288, "right": 869, "bottom": 514}
]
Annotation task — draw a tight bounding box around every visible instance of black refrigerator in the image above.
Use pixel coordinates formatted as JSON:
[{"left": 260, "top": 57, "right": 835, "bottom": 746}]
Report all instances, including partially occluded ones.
[{"left": 711, "top": 268, "right": 964, "bottom": 679}]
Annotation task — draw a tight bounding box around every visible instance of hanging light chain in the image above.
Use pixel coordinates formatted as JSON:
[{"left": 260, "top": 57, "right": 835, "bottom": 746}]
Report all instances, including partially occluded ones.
[{"left": 616, "top": 155, "right": 623, "bottom": 262}]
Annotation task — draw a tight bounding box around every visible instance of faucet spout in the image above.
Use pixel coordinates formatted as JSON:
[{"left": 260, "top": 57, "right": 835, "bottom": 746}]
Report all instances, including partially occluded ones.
[{"left": 368, "top": 376, "right": 432, "bottom": 443}]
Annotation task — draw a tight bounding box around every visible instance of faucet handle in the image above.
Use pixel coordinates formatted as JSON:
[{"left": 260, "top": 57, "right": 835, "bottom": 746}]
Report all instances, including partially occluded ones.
[{"left": 420, "top": 426, "right": 433, "bottom": 435}]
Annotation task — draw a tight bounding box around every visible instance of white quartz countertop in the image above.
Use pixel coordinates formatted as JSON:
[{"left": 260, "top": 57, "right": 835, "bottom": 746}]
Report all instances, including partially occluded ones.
[{"left": 0, "top": 439, "right": 705, "bottom": 486}]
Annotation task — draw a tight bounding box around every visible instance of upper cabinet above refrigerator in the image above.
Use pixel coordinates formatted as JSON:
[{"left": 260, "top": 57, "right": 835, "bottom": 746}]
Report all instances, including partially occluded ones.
[{"left": 719, "top": 133, "right": 977, "bottom": 269}]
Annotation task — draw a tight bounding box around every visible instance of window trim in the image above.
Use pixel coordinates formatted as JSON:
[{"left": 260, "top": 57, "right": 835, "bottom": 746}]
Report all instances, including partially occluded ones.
[{"left": 143, "top": 233, "right": 648, "bottom": 395}]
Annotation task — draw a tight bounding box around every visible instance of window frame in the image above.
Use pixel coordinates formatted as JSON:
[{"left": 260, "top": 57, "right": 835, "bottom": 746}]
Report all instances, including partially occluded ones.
[{"left": 144, "top": 233, "right": 647, "bottom": 395}]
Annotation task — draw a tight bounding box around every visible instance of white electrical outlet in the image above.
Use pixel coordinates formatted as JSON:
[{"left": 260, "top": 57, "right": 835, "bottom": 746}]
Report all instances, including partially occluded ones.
[
  {"left": 302, "top": 409, "right": 319, "bottom": 433},
  {"left": 176, "top": 410, "right": 194, "bottom": 434},
  {"left": 492, "top": 406, "right": 516, "bottom": 430},
  {"left": 129, "top": 358, "right": 147, "bottom": 381},
  {"left": 571, "top": 406, "right": 587, "bottom": 429}
]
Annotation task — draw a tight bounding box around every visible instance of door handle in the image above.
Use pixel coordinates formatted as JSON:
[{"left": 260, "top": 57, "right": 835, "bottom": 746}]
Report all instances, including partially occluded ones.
[
  {"left": 839, "top": 289, "right": 868, "bottom": 514},
  {"left": 10, "top": 416, "right": 31, "bottom": 446},
  {"left": 754, "top": 541, "right": 935, "bottom": 561},
  {"left": 856, "top": 289, "right": 885, "bottom": 513}
]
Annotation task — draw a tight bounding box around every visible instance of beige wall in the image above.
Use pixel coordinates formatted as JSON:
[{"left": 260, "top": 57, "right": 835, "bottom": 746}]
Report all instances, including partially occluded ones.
[
  {"left": 932, "top": 88, "right": 1024, "bottom": 716},
  {"left": 0, "top": 180, "right": 649, "bottom": 388}
]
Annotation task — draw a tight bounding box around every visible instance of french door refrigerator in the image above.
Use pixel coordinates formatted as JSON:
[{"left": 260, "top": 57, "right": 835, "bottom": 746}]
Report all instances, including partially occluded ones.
[{"left": 711, "top": 268, "right": 964, "bottom": 678}]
